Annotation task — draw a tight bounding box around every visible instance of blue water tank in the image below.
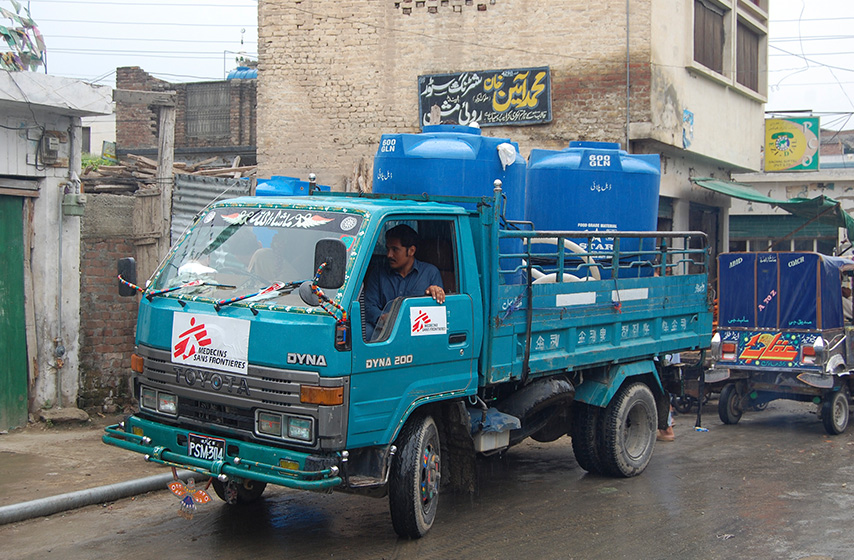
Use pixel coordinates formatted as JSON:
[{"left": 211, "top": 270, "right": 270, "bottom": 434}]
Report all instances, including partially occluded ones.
[
  {"left": 373, "top": 125, "right": 526, "bottom": 218},
  {"left": 255, "top": 176, "right": 329, "bottom": 197},
  {"left": 227, "top": 66, "right": 257, "bottom": 80},
  {"left": 525, "top": 141, "right": 660, "bottom": 278},
  {"left": 373, "top": 124, "right": 528, "bottom": 281}
]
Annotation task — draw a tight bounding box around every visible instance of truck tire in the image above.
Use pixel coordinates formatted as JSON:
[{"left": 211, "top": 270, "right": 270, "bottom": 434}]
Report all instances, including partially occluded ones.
[
  {"left": 822, "top": 387, "right": 850, "bottom": 435},
  {"left": 600, "top": 382, "right": 657, "bottom": 478},
  {"left": 718, "top": 383, "right": 742, "bottom": 425},
  {"left": 389, "top": 414, "right": 441, "bottom": 539},
  {"left": 211, "top": 478, "right": 267, "bottom": 505},
  {"left": 571, "top": 403, "right": 603, "bottom": 474}
]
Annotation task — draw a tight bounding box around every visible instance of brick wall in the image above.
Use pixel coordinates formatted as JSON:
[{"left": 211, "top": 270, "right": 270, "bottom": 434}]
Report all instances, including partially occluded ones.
[
  {"left": 116, "top": 66, "right": 257, "bottom": 158},
  {"left": 257, "top": 0, "right": 653, "bottom": 188},
  {"left": 78, "top": 194, "right": 138, "bottom": 412}
]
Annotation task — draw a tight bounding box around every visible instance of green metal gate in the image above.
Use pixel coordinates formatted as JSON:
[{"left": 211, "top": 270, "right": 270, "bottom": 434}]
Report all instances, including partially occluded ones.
[{"left": 0, "top": 195, "right": 28, "bottom": 430}]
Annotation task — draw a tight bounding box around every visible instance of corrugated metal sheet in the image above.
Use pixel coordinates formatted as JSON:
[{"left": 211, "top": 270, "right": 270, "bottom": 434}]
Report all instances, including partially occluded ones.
[{"left": 171, "top": 174, "right": 251, "bottom": 244}]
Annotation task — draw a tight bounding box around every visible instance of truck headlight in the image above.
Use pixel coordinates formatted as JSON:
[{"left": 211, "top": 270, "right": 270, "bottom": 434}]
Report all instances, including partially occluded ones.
[
  {"left": 255, "top": 410, "right": 314, "bottom": 443},
  {"left": 141, "top": 387, "right": 157, "bottom": 410},
  {"left": 258, "top": 411, "right": 283, "bottom": 436},
  {"left": 140, "top": 386, "right": 177, "bottom": 417},
  {"left": 288, "top": 417, "right": 312, "bottom": 441},
  {"left": 158, "top": 392, "right": 178, "bottom": 415}
]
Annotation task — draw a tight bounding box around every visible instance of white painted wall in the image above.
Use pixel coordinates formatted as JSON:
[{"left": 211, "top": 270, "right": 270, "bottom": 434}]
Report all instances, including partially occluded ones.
[{"left": 0, "top": 72, "right": 112, "bottom": 413}]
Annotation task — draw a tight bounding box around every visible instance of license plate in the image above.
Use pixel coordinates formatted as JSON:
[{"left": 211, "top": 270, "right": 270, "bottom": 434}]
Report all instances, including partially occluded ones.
[{"left": 188, "top": 433, "right": 225, "bottom": 461}]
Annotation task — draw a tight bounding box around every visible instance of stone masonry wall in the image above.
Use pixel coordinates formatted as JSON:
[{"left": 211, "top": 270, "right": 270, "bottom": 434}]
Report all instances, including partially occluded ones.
[{"left": 257, "top": 0, "right": 652, "bottom": 188}]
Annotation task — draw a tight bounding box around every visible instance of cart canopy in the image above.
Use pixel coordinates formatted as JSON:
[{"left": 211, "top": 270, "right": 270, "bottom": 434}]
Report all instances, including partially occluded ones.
[{"left": 718, "top": 252, "right": 854, "bottom": 330}]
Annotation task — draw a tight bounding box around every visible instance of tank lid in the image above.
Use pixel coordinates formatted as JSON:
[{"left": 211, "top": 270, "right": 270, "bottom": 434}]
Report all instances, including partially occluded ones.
[
  {"left": 568, "top": 141, "right": 621, "bottom": 150},
  {"left": 421, "top": 124, "right": 482, "bottom": 136}
]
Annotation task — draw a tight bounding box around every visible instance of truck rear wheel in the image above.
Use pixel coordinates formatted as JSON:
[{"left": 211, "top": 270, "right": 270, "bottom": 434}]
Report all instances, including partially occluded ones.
[
  {"left": 718, "top": 383, "right": 742, "bottom": 425},
  {"left": 571, "top": 403, "right": 603, "bottom": 474},
  {"left": 389, "top": 414, "right": 441, "bottom": 539},
  {"left": 600, "top": 382, "right": 657, "bottom": 478},
  {"left": 211, "top": 478, "right": 267, "bottom": 505},
  {"left": 822, "top": 387, "right": 850, "bottom": 435}
]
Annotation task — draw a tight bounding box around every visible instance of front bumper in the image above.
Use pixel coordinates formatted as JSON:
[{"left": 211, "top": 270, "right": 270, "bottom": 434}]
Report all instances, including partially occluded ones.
[{"left": 103, "top": 416, "right": 342, "bottom": 491}]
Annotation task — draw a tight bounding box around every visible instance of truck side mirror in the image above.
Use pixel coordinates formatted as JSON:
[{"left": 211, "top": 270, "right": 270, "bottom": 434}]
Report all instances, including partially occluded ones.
[
  {"left": 117, "top": 257, "right": 138, "bottom": 297},
  {"left": 314, "top": 238, "right": 347, "bottom": 289}
]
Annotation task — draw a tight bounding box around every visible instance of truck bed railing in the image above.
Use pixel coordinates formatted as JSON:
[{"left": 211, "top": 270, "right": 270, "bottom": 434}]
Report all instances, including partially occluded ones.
[{"left": 497, "top": 229, "right": 709, "bottom": 283}]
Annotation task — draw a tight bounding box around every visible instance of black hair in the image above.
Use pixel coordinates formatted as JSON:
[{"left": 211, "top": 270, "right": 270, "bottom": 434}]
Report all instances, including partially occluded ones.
[{"left": 386, "top": 224, "right": 419, "bottom": 248}]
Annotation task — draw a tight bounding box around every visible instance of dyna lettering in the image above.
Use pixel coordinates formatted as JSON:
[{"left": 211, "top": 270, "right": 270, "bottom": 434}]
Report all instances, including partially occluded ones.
[
  {"left": 287, "top": 353, "right": 328, "bottom": 366},
  {"left": 174, "top": 366, "right": 250, "bottom": 396}
]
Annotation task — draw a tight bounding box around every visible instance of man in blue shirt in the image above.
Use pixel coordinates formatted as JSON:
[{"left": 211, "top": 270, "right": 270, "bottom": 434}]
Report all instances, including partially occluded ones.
[{"left": 363, "top": 224, "right": 445, "bottom": 340}]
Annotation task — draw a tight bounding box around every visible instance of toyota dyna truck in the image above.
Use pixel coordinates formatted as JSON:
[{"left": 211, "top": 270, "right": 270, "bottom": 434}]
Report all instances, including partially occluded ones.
[
  {"left": 709, "top": 251, "right": 854, "bottom": 435},
  {"left": 104, "top": 183, "right": 712, "bottom": 538}
]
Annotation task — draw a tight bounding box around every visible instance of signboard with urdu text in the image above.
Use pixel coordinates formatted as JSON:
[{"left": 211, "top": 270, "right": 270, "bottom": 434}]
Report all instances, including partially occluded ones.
[{"left": 418, "top": 67, "right": 551, "bottom": 128}]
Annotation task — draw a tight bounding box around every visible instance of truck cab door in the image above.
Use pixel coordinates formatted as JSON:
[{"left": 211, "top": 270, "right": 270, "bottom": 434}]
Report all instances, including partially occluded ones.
[{"left": 346, "top": 218, "right": 475, "bottom": 448}]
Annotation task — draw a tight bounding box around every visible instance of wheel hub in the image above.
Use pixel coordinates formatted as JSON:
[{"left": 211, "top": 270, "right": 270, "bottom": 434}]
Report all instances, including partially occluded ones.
[{"left": 419, "top": 443, "right": 440, "bottom": 506}]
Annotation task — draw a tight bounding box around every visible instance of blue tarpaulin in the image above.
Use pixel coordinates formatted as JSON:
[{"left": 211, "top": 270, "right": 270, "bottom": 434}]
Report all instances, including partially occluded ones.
[{"left": 719, "top": 252, "right": 854, "bottom": 330}]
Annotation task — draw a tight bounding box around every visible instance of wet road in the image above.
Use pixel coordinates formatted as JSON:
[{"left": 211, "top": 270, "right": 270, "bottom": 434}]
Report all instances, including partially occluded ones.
[{"left": 1, "top": 400, "right": 851, "bottom": 560}]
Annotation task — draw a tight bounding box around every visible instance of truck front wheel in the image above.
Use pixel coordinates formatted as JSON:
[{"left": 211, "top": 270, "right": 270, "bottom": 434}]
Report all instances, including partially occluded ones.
[
  {"left": 600, "top": 382, "right": 657, "bottom": 478},
  {"left": 389, "top": 414, "right": 441, "bottom": 539},
  {"left": 211, "top": 478, "right": 267, "bottom": 505}
]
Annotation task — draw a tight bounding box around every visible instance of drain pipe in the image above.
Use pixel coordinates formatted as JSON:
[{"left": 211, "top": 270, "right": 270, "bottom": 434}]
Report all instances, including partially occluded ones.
[{"left": 0, "top": 470, "right": 192, "bottom": 525}]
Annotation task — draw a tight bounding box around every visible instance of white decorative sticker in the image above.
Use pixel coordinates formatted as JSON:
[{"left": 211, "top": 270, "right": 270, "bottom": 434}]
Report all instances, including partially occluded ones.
[
  {"left": 171, "top": 312, "right": 250, "bottom": 374},
  {"left": 410, "top": 306, "right": 448, "bottom": 336}
]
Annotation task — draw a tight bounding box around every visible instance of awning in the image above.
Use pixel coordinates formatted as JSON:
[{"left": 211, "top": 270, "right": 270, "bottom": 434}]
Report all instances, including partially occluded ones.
[{"left": 692, "top": 177, "right": 854, "bottom": 243}]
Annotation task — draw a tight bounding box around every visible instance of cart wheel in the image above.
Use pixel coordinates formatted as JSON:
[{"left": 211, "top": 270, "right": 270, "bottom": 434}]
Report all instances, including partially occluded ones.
[
  {"left": 822, "top": 387, "right": 850, "bottom": 436},
  {"left": 671, "top": 394, "right": 695, "bottom": 415},
  {"left": 718, "top": 383, "right": 742, "bottom": 425},
  {"left": 751, "top": 401, "right": 768, "bottom": 412}
]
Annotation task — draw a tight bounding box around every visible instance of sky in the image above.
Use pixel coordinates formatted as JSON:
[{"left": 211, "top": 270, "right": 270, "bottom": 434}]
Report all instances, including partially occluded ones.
[{"left": 4, "top": 0, "right": 854, "bottom": 130}]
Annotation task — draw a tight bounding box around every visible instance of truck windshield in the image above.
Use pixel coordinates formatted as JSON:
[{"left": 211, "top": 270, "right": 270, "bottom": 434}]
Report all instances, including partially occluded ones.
[{"left": 150, "top": 206, "right": 362, "bottom": 307}]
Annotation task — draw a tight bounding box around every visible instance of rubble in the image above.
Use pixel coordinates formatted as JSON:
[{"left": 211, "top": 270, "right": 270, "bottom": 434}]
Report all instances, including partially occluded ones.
[{"left": 81, "top": 154, "right": 256, "bottom": 194}]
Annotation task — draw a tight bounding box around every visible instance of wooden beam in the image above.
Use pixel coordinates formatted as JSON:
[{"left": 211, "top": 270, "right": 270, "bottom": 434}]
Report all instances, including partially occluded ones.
[{"left": 113, "top": 89, "right": 177, "bottom": 106}]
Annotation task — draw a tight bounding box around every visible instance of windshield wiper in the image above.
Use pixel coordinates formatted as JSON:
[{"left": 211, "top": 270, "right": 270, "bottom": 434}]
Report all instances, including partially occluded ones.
[
  {"left": 214, "top": 280, "right": 308, "bottom": 311},
  {"left": 146, "top": 279, "right": 236, "bottom": 301}
]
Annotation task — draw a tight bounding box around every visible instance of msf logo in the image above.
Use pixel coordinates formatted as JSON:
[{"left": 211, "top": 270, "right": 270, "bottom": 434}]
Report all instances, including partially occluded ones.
[
  {"left": 174, "top": 317, "right": 211, "bottom": 359},
  {"left": 412, "top": 310, "right": 431, "bottom": 334}
]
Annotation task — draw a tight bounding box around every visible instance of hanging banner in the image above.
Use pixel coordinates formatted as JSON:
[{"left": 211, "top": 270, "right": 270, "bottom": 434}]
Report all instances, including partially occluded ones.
[
  {"left": 418, "top": 67, "right": 551, "bottom": 127},
  {"left": 764, "top": 117, "right": 820, "bottom": 172}
]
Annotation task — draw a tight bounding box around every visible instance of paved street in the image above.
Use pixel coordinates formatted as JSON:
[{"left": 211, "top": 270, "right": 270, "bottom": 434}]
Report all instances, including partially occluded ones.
[{"left": 1, "top": 400, "right": 852, "bottom": 560}]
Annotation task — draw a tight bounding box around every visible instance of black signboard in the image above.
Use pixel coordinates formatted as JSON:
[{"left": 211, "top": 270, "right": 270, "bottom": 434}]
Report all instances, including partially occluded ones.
[{"left": 418, "top": 67, "right": 551, "bottom": 127}]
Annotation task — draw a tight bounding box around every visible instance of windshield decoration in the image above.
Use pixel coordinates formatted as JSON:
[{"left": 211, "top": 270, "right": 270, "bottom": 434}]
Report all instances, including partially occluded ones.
[
  {"left": 311, "top": 262, "right": 348, "bottom": 324},
  {"left": 149, "top": 206, "right": 364, "bottom": 311},
  {"left": 214, "top": 280, "right": 306, "bottom": 311},
  {"left": 118, "top": 274, "right": 143, "bottom": 293}
]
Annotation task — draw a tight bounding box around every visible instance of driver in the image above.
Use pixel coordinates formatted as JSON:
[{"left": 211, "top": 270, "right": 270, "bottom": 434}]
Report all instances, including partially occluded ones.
[{"left": 363, "top": 224, "right": 444, "bottom": 340}]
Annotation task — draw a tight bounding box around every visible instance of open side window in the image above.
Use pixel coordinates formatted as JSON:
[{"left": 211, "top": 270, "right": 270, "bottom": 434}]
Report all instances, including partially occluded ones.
[{"left": 359, "top": 218, "right": 458, "bottom": 342}]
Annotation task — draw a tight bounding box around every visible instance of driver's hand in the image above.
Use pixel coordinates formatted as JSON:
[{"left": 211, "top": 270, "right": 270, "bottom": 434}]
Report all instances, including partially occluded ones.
[{"left": 426, "top": 285, "right": 445, "bottom": 304}]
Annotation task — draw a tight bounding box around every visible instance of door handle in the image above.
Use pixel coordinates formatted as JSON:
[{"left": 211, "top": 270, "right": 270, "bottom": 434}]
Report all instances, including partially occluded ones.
[{"left": 449, "top": 332, "right": 467, "bottom": 345}]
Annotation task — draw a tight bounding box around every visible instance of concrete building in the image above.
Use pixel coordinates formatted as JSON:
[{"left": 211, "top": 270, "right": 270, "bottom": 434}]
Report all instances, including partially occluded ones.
[
  {"left": 731, "top": 140, "right": 854, "bottom": 255},
  {"left": 0, "top": 71, "right": 113, "bottom": 430},
  {"left": 256, "top": 0, "right": 769, "bottom": 271}
]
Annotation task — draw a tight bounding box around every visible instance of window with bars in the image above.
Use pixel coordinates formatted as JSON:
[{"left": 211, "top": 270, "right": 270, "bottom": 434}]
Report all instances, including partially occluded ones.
[{"left": 186, "top": 83, "right": 230, "bottom": 139}]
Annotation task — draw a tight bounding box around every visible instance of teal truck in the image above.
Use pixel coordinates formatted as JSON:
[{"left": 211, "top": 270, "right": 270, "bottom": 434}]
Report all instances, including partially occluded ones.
[{"left": 104, "top": 182, "right": 712, "bottom": 538}]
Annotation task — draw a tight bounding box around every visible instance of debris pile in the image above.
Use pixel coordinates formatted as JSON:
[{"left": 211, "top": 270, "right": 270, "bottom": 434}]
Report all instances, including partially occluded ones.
[{"left": 81, "top": 155, "right": 256, "bottom": 193}]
